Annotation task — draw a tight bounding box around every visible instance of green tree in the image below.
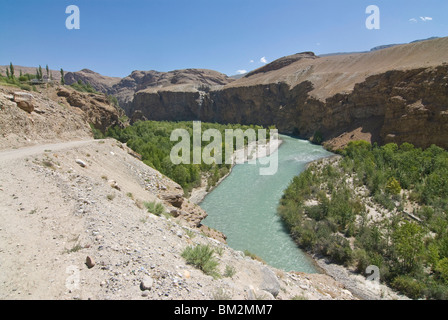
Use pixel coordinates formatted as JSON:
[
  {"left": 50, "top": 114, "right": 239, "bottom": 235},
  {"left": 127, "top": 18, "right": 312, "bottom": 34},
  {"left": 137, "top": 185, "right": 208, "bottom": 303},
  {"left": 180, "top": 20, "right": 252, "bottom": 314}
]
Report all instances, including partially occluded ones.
[
  {"left": 45, "top": 65, "right": 49, "bottom": 79},
  {"left": 386, "top": 177, "right": 401, "bottom": 195},
  {"left": 393, "top": 221, "right": 425, "bottom": 273},
  {"left": 60, "top": 68, "right": 65, "bottom": 85},
  {"left": 9, "top": 62, "right": 14, "bottom": 79},
  {"left": 436, "top": 258, "right": 448, "bottom": 284}
]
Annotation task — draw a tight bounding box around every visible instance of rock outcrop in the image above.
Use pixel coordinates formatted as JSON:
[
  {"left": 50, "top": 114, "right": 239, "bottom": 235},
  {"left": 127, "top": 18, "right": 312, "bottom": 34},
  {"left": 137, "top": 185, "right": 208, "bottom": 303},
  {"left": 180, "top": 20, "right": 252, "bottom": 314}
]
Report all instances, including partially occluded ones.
[
  {"left": 64, "top": 69, "right": 121, "bottom": 94},
  {"left": 109, "top": 69, "right": 234, "bottom": 115},
  {"left": 56, "top": 87, "right": 124, "bottom": 133},
  {"left": 13, "top": 92, "right": 35, "bottom": 113},
  {"left": 0, "top": 84, "right": 124, "bottom": 150}
]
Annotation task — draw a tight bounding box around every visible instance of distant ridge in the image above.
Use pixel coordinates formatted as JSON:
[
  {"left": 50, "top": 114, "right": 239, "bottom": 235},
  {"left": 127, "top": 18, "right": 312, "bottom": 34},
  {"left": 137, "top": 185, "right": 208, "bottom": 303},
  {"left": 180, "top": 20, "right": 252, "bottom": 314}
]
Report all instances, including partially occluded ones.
[{"left": 319, "top": 36, "right": 440, "bottom": 57}]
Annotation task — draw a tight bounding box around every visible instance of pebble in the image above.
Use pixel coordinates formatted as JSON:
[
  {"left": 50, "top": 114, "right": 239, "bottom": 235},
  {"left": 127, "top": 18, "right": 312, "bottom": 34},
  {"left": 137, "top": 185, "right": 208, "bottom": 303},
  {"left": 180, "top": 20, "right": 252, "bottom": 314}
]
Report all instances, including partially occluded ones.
[
  {"left": 86, "top": 256, "right": 95, "bottom": 269},
  {"left": 140, "top": 276, "right": 153, "bottom": 291},
  {"left": 75, "top": 159, "right": 87, "bottom": 168}
]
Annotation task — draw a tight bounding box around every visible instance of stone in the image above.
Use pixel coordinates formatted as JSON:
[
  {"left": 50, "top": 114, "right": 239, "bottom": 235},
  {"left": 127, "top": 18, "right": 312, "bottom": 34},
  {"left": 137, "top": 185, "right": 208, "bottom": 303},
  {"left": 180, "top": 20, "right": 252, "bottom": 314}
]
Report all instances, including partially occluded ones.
[
  {"left": 170, "top": 209, "right": 180, "bottom": 218},
  {"left": 56, "top": 88, "right": 71, "bottom": 97},
  {"left": 14, "top": 92, "right": 35, "bottom": 113},
  {"left": 85, "top": 256, "right": 95, "bottom": 269},
  {"left": 260, "top": 267, "right": 280, "bottom": 298},
  {"left": 76, "top": 159, "right": 87, "bottom": 168},
  {"left": 161, "top": 193, "right": 184, "bottom": 208},
  {"left": 108, "top": 180, "right": 121, "bottom": 191},
  {"left": 140, "top": 276, "right": 153, "bottom": 291}
]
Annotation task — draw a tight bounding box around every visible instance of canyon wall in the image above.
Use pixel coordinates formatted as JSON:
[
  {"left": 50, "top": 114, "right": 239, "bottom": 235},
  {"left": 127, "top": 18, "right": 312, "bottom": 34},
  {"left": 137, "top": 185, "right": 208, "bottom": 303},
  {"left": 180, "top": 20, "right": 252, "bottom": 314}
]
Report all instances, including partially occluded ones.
[{"left": 130, "top": 64, "right": 448, "bottom": 149}]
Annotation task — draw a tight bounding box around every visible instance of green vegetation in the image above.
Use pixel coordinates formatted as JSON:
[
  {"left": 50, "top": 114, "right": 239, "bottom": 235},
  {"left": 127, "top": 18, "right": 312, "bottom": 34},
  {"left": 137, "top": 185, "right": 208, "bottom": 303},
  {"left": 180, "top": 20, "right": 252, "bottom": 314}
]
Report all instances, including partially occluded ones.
[
  {"left": 90, "top": 124, "right": 105, "bottom": 139},
  {"left": 60, "top": 69, "right": 65, "bottom": 85},
  {"left": 243, "top": 250, "right": 266, "bottom": 264},
  {"left": 278, "top": 140, "right": 448, "bottom": 299},
  {"left": 1, "top": 62, "right": 55, "bottom": 91},
  {"left": 223, "top": 265, "right": 236, "bottom": 278},
  {"left": 181, "top": 244, "right": 220, "bottom": 278},
  {"left": 106, "top": 121, "right": 272, "bottom": 194},
  {"left": 70, "top": 79, "right": 99, "bottom": 94},
  {"left": 144, "top": 201, "right": 165, "bottom": 216}
]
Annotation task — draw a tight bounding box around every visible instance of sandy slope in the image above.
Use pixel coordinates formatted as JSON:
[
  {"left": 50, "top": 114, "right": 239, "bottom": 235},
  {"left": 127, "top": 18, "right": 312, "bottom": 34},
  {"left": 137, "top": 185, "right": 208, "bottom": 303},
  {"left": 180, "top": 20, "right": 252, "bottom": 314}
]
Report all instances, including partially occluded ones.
[
  {"left": 228, "top": 37, "right": 448, "bottom": 100},
  {"left": 0, "top": 138, "right": 360, "bottom": 300}
]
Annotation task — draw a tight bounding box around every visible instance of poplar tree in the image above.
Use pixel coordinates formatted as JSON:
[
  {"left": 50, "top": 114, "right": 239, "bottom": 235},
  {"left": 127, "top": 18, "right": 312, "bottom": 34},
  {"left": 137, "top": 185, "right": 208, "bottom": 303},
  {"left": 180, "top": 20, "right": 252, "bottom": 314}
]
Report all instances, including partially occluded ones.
[
  {"left": 60, "top": 68, "right": 65, "bottom": 85},
  {"left": 9, "top": 62, "right": 14, "bottom": 79}
]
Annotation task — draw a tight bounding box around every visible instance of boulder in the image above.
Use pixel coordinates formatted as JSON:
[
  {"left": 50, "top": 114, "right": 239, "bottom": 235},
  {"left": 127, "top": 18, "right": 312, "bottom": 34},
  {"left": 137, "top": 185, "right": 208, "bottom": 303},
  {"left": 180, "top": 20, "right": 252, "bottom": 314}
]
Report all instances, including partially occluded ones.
[
  {"left": 161, "top": 192, "right": 184, "bottom": 208},
  {"left": 14, "top": 92, "right": 35, "bottom": 113},
  {"left": 260, "top": 267, "right": 280, "bottom": 298},
  {"left": 56, "top": 88, "right": 71, "bottom": 97}
]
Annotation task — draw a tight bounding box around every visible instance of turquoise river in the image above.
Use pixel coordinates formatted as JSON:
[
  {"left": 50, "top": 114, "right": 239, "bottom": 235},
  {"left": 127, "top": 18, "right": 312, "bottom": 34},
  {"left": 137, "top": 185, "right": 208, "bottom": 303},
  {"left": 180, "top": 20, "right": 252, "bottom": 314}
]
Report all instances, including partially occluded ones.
[{"left": 201, "top": 135, "right": 333, "bottom": 273}]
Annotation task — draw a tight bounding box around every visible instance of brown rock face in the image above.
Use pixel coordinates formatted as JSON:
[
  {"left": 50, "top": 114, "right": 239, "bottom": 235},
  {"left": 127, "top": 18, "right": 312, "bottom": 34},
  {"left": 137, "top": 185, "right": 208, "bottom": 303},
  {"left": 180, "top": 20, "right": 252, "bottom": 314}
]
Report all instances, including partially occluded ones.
[
  {"left": 64, "top": 69, "right": 121, "bottom": 94},
  {"left": 109, "top": 69, "right": 234, "bottom": 115},
  {"left": 14, "top": 92, "right": 35, "bottom": 113},
  {"left": 56, "top": 87, "right": 123, "bottom": 133}
]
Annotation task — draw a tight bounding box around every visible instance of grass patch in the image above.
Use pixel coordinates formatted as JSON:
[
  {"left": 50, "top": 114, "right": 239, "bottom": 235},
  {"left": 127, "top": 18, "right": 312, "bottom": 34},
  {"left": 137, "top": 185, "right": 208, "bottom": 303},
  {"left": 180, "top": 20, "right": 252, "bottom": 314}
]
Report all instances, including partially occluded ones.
[
  {"left": 223, "top": 265, "right": 236, "bottom": 278},
  {"left": 181, "top": 244, "right": 220, "bottom": 278},
  {"left": 212, "top": 288, "right": 232, "bottom": 300},
  {"left": 42, "top": 160, "right": 54, "bottom": 169},
  {"left": 64, "top": 243, "right": 83, "bottom": 254},
  {"left": 184, "top": 228, "right": 197, "bottom": 239},
  {"left": 144, "top": 201, "right": 165, "bottom": 216},
  {"left": 243, "top": 250, "right": 266, "bottom": 264}
]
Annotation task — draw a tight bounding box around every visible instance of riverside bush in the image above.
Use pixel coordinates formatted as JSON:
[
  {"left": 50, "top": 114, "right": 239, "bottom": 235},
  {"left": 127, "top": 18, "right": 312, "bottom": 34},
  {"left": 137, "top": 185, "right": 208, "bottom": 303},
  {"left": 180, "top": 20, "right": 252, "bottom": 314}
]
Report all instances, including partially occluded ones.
[
  {"left": 106, "top": 121, "right": 270, "bottom": 194},
  {"left": 278, "top": 140, "right": 448, "bottom": 299}
]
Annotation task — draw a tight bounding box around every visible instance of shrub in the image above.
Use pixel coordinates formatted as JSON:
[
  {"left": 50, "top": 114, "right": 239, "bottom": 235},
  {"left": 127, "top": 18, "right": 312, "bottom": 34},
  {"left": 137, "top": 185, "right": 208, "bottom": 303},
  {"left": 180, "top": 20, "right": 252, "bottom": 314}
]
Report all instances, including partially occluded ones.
[
  {"left": 386, "top": 177, "right": 401, "bottom": 195},
  {"left": 391, "top": 276, "right": 425, "bottom": 299},
  {"left": 181, "top": 244, "right": 219, "bottom": 277},
  {"left": 223, "top": 265, "right": 236, "bottom": 278},
  {"left": 243, "top": 250, "right": 266, "bottom": 264},
  {"left": 435, "top": 258, "right": 448, "bottom": 284},
  {"left": 144, "top": 201, "right": 165, "bottom": 216},
  {"left": 312, "top": 131, "right": 323, "bottom": 145}
]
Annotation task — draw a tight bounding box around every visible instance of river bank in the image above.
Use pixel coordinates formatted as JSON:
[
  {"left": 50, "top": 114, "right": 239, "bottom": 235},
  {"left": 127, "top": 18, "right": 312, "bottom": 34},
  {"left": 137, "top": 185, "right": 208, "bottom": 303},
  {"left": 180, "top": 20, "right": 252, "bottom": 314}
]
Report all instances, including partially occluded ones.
[{"left": 295, "top": 155, "right": 410, "bottom": 300}]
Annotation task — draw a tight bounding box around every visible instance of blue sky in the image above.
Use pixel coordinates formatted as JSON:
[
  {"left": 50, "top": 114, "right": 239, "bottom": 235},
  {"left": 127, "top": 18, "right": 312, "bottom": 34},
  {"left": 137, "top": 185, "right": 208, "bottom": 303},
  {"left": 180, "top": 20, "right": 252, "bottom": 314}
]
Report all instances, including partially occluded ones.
[{"left": 0, "top": 0, "right": 447, "bottom": 77}]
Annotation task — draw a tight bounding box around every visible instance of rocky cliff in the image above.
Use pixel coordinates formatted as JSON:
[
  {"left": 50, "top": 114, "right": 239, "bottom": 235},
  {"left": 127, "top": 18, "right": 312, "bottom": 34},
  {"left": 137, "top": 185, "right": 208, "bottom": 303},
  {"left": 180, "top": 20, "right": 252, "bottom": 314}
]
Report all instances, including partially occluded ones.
[
  {"left": 108, "top": 69, "right": 234, "bottom": 115},
  {"left": 64, "top": 69, "right": 121, "bottom": 94},
  {"left": 0, "top": 84, "right": 124, "bottom": 150},
  {"left": 129, "top": 37, "right": 448, "bottom": 149}
]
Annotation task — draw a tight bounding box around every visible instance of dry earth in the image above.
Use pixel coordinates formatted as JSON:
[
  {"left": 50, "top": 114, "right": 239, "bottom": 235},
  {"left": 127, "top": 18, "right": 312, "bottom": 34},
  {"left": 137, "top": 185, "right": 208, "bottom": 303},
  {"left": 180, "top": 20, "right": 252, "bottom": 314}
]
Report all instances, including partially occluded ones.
[{"left": 0, "top": 139, "right": 359, "bottom": 300}]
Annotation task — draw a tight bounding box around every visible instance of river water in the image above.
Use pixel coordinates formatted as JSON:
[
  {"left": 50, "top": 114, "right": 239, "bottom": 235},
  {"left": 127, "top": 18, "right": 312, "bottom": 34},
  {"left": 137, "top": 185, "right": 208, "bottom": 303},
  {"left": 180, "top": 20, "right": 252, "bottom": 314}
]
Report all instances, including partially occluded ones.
[{"left": 201, "top": 135, "right": 333, "bottom": 273}]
